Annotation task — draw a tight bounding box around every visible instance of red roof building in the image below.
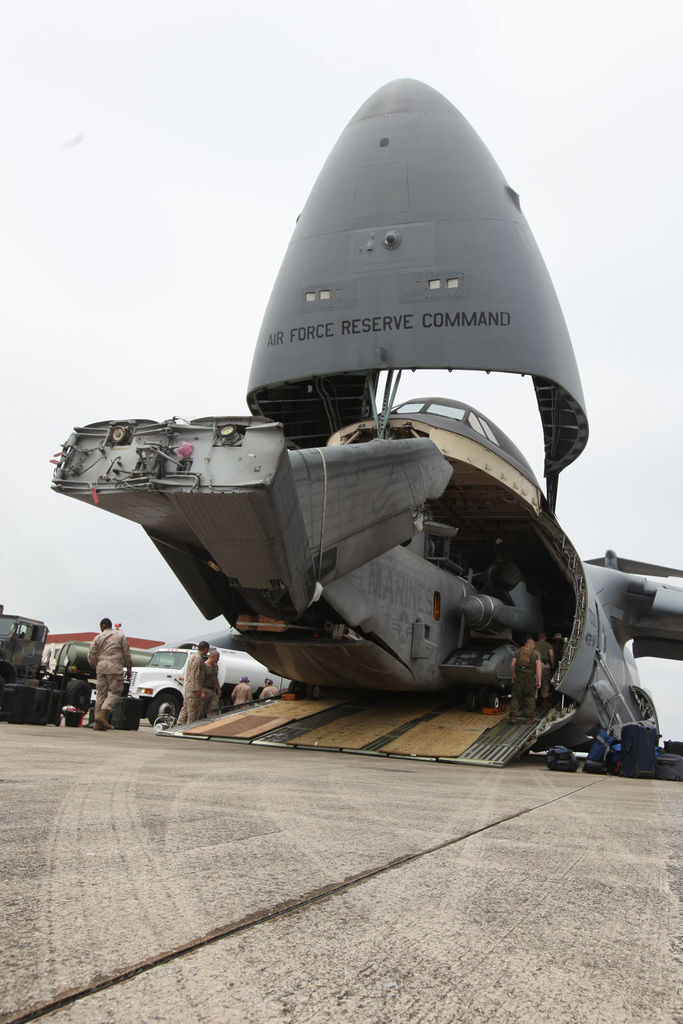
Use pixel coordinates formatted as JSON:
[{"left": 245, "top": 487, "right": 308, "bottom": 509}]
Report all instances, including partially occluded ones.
[{"left": 46, "top": 632, "right": 163, "bottom": 649}]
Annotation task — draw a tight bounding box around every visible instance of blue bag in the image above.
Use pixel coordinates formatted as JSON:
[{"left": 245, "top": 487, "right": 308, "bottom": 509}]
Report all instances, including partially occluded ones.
[
  {"left": 583, "top": 727, "right": 617, "bottom": 774},
  {"left": 546, "top": 746, "right": 578, "bottom": 772}
]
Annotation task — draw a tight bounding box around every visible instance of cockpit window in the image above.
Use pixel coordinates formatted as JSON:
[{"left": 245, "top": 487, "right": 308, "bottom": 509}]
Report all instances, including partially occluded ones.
[
  {"left": 393, "top": 400, "right": 499, "bottom": 447},
  {"left": 466, "top": 413, "right": 498, "bottom": 445},
  {"left": 480, "top": 420, "right": 498, "bottom": 444},
  {"left": 467, "top": 412, "right": 486, "bottom": 437},
  {"left": 394, "top": 402, "right": 425, "bottom": 414},
  {"left": 426, "top": 403, "right": 466, "bottom": 421}
]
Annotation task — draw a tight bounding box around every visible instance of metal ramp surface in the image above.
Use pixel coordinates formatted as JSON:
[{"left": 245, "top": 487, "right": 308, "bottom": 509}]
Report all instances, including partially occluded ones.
[
  {"left": 162, "top": 694, "right": 557, "bottom": 767},
  {"left": 450, "top": 717, "right": 545, "bottom": 767}
]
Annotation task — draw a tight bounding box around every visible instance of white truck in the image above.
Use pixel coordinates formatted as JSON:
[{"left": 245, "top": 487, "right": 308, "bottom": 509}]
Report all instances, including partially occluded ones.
[{"left": 129, "top": 643, "right": 290, "bottom": 724}]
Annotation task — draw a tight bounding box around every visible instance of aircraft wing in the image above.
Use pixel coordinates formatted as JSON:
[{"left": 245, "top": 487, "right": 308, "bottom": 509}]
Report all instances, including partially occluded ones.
[
  {"left": 585, "top": 550, "right": 683, "bottom": 578},
  {"left": 589, "top": 554, "right": 683, "bottom": 661},
  {"left": 627, "top": 577, "right": 683, "bottom": 660}
]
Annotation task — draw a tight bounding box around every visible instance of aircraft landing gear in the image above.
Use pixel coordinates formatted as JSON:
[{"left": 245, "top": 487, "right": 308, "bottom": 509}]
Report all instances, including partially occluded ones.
[
  {"left": 290, "top": 681, "right": 321, "bottom": 699},
  {"left": 464, "top": 687, "right": 500, "bottom": 711}
]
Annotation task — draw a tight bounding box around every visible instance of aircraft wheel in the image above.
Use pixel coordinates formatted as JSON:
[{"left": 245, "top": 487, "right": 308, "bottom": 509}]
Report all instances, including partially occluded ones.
[
  {"left": 305, "top": 684, "right": 321, "bottom": 700},
  {"left": 464, "top": 689, "right": 478, "bottom": 712}
]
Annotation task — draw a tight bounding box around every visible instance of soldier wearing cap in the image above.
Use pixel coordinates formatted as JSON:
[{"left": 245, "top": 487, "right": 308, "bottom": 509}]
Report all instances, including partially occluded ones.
[
  {"left": 231, "top": 676, "right": 253, "bottom": 705},
  {"left": 259, "top": 677, "right": 280, "bottom": 700}
]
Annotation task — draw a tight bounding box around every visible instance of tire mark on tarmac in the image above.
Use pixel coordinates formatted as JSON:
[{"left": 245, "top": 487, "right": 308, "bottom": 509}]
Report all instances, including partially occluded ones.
[
  {"left": 115, "top": 771, "right": 206, "bottom": 1022},
  {"left": 40, "top": 772, "right": 103, "bottom": 995},
  {"left": 4, "top": 777, "right": 607, "bottom": 1024}
]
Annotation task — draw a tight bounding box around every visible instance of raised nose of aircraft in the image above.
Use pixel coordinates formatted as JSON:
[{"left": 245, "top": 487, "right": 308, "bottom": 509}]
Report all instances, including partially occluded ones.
[
  {"left": 248, "top": 79, "right": 588, "bottom": 506},
  {"left": 347, "top": 77, "right": 458, "bottom": 119}
]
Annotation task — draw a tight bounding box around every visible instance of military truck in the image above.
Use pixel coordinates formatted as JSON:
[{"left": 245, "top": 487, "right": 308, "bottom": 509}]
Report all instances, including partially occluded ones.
[
  {"left": 0, "top": 609, "right": 49, "bottom": 687},
  {"left": 0, "top": 609, "right": 56, "bottom": 724},
  {"left": 0, "top": 607, "right": 153, "bottom": 719}
]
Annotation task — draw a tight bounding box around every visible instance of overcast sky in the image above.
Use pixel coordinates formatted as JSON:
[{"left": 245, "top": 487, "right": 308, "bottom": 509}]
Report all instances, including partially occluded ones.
[{"left": 2, "top": 0, "right": 682, "bottom": 738}]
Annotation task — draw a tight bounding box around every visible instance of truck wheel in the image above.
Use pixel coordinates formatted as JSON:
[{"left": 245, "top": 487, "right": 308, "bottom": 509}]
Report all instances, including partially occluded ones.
[
  {"left": 0, "top": 662, "right": 17, "bottom": 687},
  {"left": 65, "top": 679, "right": 92, "bottom": 714},
  {"left": 147, "top": 693, "right": 182, "bottom": 725}
]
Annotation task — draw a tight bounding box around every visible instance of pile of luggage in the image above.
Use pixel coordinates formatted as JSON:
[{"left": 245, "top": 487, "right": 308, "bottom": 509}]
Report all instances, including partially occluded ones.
[
  {"left": 0, "top": 682, "right": 64, "bottom": 726},
  {"left": 546, "top": 723, "right": 683, "bottom": 780},
  {"left": 0, "top": 681, "right": 141, "bottom": 731}
]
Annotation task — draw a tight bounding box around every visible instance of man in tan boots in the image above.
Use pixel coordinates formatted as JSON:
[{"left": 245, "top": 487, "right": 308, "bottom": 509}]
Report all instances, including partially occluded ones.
[{"left": 88, "top": 618, "right": 132, "bottom": 731}]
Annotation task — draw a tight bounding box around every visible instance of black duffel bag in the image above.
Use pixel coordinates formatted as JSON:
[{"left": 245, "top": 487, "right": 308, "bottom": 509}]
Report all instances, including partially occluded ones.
[{"left": 546, "top": 746, "right": 578, "bottom": 772}]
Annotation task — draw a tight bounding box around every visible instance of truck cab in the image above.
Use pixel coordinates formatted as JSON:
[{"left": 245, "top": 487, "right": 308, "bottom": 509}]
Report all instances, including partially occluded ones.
[
  {"left": 0, "top": 613, "right": 48, "bottom": 686},
  {"left": 129, "top": 644, "right": 289, "bottom": 724}
]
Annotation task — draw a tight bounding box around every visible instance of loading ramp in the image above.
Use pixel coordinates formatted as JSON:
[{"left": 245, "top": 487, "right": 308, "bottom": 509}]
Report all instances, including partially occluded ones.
[{"left": 162, "top": 691, "right": 562, "bottom": 767}]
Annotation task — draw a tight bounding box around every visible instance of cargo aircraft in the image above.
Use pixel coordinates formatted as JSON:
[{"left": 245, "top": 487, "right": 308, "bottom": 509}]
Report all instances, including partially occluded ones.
[{"left": 52, "top": 79, "right": 683, "bottom": 752}]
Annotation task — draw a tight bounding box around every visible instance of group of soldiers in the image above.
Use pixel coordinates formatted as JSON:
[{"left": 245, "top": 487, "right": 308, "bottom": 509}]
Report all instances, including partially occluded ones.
[
  {"left": 175, "top": 642, "right": 280, "bottom": 724},
  {"left": 176, "top": 641, "right": 220, "bottom": 725},
  {"left": 509, "top": 630, "right": 562, "bottom": 723},
  {"left": 87, "top": 622, "right": 281, "bottom": 732}
]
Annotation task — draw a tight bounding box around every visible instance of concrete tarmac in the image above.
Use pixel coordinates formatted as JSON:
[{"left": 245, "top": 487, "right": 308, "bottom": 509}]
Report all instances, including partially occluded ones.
[{"left": 0, "top": 723, "right": 680, "bottom": 1024}]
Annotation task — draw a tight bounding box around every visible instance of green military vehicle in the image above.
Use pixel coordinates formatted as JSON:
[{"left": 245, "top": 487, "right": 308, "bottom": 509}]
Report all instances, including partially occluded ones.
[
  {"left": 0, "top": 608, "right": 152, "bottom": 719},
  {"left": 0, "top": 610, "right": 49, "bottom": 686},
  {"left": 0, "top": 609, "right": 53, "bottom": 723}
]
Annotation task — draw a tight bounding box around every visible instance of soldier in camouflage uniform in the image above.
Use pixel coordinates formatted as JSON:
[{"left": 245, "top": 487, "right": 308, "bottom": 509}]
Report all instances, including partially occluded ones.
[
  {"left": 178, "top": 641, "right": 210, "bottom": 725},
  {"left": 88, "top": 618, "right": 133, "bottom": 731},
  {"left": 199, "top": 649, "right": 221, "bottom": 718},
  {"left": 535, "top": 631, "right": 555, "bottom": 708},
  {"left": 231, "top": 676, "right": 253, "bottom": 705},
  {"left": 509, "top": 636, "right": 542, "bottom": 722}
]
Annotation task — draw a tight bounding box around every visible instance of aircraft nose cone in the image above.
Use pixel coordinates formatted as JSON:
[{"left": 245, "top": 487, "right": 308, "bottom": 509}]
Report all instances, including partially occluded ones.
[
  {"left": 249, "top": 78, "right": 588, "bottom": 490},
  {"left": 349, "top": 78, "right": 457, "bottom": 122}
]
